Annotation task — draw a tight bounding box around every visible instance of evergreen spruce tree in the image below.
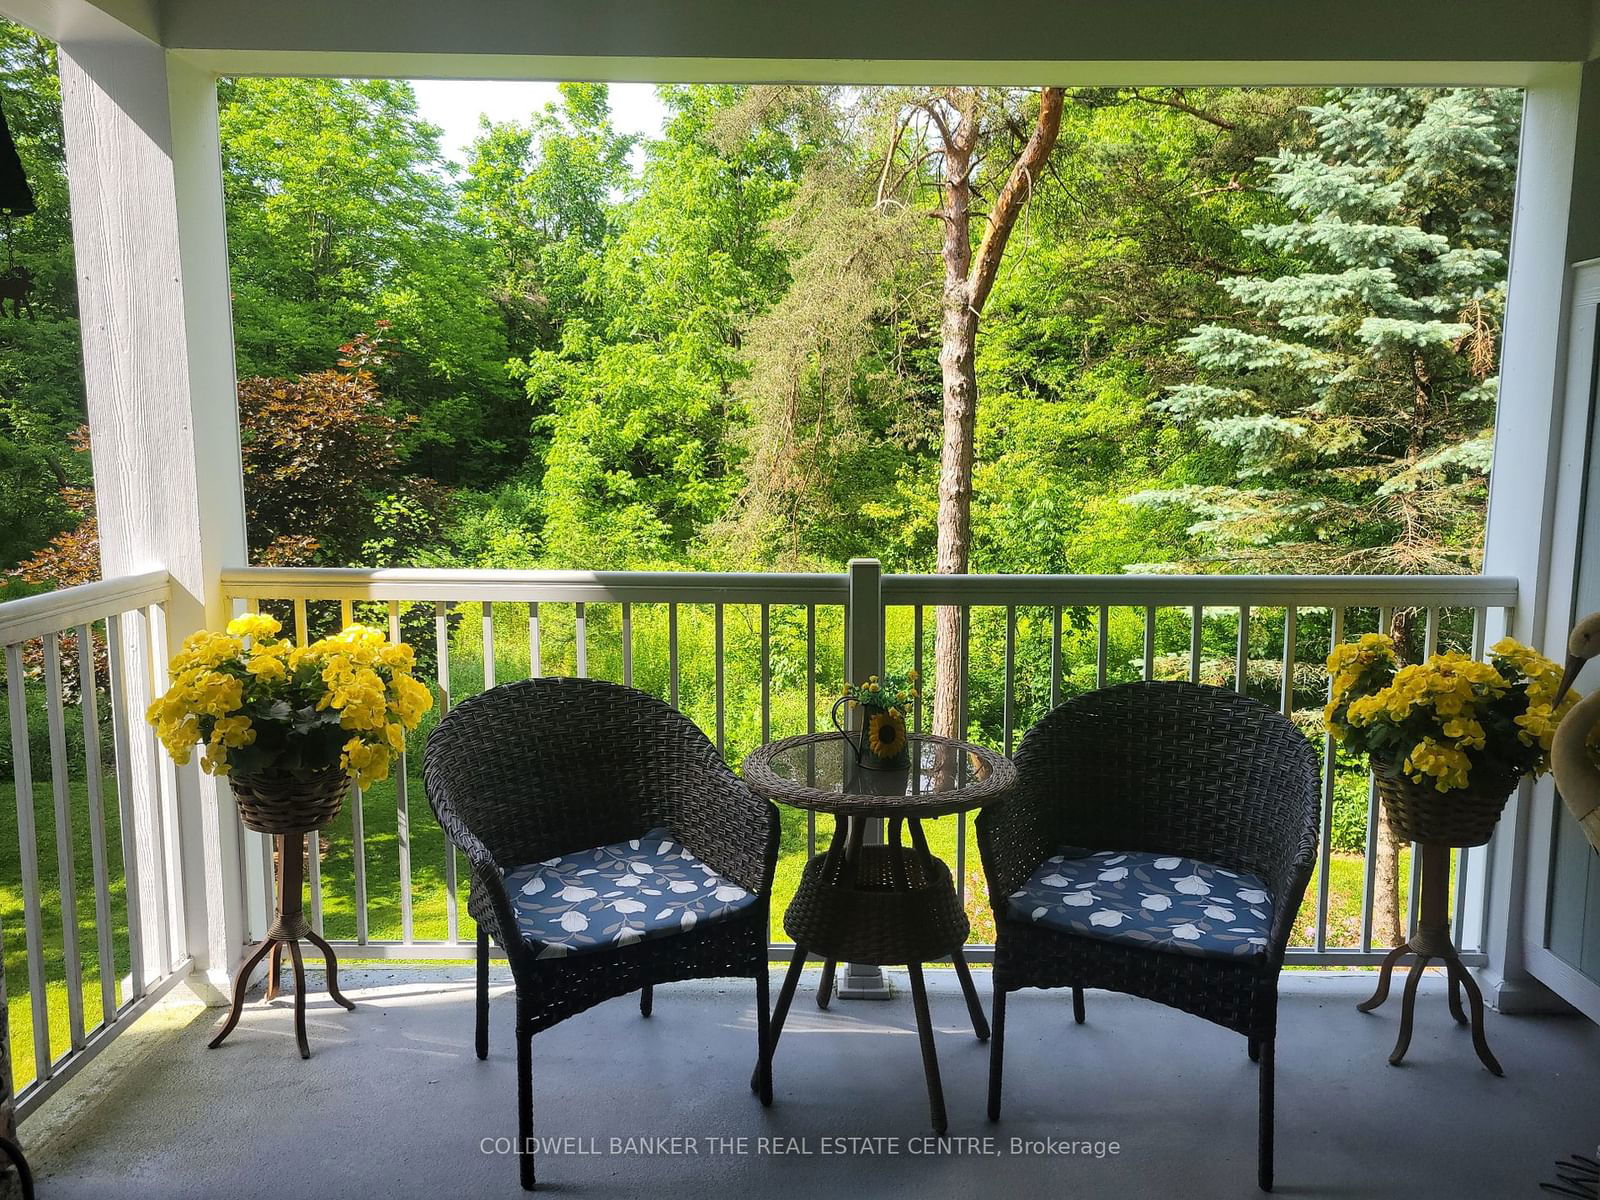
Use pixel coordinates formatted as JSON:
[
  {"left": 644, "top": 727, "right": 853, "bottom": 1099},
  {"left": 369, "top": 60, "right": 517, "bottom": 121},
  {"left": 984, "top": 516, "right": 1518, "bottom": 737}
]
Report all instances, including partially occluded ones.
[
  {"left": 1138, "top": 87, "right": 1520, "bottom": 575},
  {"left": 1136, "top": 87, "right": 1521, "bottom": 944}
]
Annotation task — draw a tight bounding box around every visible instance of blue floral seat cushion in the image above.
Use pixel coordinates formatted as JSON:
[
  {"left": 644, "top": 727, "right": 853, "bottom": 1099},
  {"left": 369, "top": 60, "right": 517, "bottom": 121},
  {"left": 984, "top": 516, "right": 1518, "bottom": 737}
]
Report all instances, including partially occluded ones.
[
  {"left": 502, "top": 828, "right": 757, "bottom": 960},
  {"left": 1006, "top": 849, "right": 1274, "bottom": 960}
]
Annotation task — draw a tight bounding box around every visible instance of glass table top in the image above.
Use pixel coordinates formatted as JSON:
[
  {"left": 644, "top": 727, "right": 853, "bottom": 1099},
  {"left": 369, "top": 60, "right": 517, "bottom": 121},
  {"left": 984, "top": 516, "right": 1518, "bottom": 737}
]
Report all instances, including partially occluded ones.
[{"left": 744, "top": 732, "right": 1015, "bottom": 816}]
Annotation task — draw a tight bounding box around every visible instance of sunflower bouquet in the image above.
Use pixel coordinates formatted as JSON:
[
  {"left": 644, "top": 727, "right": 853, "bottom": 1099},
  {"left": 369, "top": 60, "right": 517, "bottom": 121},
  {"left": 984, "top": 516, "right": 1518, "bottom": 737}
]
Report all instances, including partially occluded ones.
[
  {"left": 1323, "top": 633, "right": 1577, "bottom": 795},
  {"left": 835, "top": 669, "right": 922, "bottom": 766},
  {"left": 147, "top": 613, "right": 433, "bottom": 788}
]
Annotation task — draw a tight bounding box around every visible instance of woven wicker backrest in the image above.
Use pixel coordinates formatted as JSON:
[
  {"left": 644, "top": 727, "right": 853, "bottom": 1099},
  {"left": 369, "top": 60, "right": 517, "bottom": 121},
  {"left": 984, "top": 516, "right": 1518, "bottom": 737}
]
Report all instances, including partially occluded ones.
[
  {"left": 1012, "top": 680, "right": 1318, "bottom": 882},
  {"left": 423, "top": 676, "right": 739, "bottom": 869}
]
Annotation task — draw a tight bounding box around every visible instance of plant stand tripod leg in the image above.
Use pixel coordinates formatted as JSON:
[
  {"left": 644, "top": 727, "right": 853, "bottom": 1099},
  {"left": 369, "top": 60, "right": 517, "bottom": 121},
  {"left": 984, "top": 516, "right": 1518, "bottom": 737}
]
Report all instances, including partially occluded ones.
[
  {"left": 210, "top": 938, "right": 277, "bottom": 1049},
  {"left": 304, "top": 928, "right": 356, "bottom": 1011},
  {"left": 951, "top": 947, "right": 989, "bottom": 1041},
  {"left": 266, "top": 942, "right": 282, "bottom": 1001},
  {"left": 1388, "top": 956, "right": 1430, "bottom": 1066},
  {"left": 265, "top": 943, "right": 283, "bottom": 1001},
  {"left": 287, "top": 939, "right": 311, "bottom": 1059},
  {"left": 265, "top": 834, "right": 287, "bottom": 999},
  {"left": 1446, "top": 956, "right": 1503, "bottom": 1076},
  {"left": 1358, "top": 943, "right": 1410, "bottom": 1013},
  {"left": 1446, "top": 964, "right": 1467, "bottom": 1025}
]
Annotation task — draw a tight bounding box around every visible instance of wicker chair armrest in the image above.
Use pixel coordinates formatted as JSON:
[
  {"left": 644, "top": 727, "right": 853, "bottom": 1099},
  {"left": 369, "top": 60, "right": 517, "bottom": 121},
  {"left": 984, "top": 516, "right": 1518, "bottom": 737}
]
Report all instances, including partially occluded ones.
[
  {"left": 657, "top": 766, "right": 780, "bottom": 896},
  {"left": 430, "top": 779, "right": 522, "bottom": 956},
  {"left": 1263, "top": 773, "right": 1321, "bottom": 966},
  {"left": 977, "top": 774, "right": 1063, "bottom": 906}
]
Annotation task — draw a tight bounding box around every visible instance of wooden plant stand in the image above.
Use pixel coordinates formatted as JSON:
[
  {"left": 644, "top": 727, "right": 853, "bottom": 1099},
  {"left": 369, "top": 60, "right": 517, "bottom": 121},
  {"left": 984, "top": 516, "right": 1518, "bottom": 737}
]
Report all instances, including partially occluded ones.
[
  {"left": 210, "top": 831, "right": 355, "bottom": 1058},
  {"left": 1357, "top": 841, "right": 1502, "bottom": 1075}
]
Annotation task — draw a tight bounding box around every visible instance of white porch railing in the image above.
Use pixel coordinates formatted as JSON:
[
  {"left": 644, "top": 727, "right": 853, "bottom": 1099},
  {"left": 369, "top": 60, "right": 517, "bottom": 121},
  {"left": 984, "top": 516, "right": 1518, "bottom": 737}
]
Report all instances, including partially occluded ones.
[
  {"left": 0, "top": 563, "right": 1524, "bottom": 1117},
  {"left": 0, "top": 566, "right": 1523, "bottom": 1126},
  {"left": 0, "top": 570, "right": 193, "bottom": 1116},
  {"left": 219, "top": 564, "right": 1519, "bottom": 970}
]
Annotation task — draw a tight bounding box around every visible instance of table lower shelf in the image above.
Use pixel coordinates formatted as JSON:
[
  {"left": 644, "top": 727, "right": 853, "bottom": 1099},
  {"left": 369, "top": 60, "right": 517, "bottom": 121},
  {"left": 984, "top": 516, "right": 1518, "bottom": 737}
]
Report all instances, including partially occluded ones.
[{"left": 783, "top": 846, "right": 970, "bottom": 966}]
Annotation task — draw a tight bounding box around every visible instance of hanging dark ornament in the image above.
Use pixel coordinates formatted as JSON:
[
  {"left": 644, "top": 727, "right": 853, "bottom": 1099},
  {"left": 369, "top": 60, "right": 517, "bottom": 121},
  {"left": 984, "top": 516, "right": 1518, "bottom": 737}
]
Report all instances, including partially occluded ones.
[
  {"left": 0, "top": 95, "right": 36, "bottom": 319},
  {"left": 0, "top": 96, "right": 34, "bottom": 217}
]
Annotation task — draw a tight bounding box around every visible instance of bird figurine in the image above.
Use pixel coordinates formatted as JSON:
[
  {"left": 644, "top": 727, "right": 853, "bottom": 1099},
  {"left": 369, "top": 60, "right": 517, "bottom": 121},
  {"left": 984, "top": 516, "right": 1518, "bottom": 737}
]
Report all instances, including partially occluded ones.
[{"left": 1551, "top": 611, "right": 1600, "bottom": 853}]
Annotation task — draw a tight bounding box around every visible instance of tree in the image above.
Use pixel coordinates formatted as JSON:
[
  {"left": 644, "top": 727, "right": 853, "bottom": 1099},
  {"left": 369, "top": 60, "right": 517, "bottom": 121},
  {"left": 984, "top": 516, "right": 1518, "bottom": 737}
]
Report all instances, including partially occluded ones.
[
  {"left": 1138, "top": 87, "right": 1521, "bottom": 944},
  {"left": 460, "top": 83, "right": 637, "bottom": 356},
  {"left": 1137, "top": 88, "right": 1517, "bottom": 575},
  {"left": 876, "top": 89, "right": 1063, "bottom": 735},
  {"left": 504, "top": 85, "right": 802, "bottom": 568},
  {"left": 0, "top": 23, "right": 89, "bottom": 575},
  {"left": 969, "top": 88, "right": 1312, "bottom": 577},
  {"left": 19, "top": 357, "right": 444, "bottom": 587},
  {"left": 219, "top": 77, "right": 518, "bottom": 485}
]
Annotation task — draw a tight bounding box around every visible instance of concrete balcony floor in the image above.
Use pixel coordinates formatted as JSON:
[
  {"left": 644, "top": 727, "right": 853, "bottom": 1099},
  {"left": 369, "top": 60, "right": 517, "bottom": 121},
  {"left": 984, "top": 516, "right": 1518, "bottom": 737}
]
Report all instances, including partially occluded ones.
[{"left": 20, "top": 964, "right": 1600, "bottom": 1199}]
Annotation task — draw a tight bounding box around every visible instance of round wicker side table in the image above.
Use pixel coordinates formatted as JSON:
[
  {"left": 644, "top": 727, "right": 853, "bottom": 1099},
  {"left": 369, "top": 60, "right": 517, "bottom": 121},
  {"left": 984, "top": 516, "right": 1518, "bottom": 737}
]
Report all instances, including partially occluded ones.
[
  {"left": 209, "top": 769, "right": 358, "bottom": 1059},
  {"left": 742, "top": 732, "right": 1016, "bottom": 1134}
]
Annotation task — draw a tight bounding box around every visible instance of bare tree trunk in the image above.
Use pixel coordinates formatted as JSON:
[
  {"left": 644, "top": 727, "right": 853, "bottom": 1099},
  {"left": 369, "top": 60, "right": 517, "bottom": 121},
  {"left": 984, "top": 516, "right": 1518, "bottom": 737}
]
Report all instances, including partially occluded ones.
[
  {"left": 929, "top": 88, "right": 1063, "bottom": 737},
  {"left": 1372, "top": 608, "right": 1416, "bottom": 948},
  {"left": 930, "top": 96, "right": 979, "bottom": 739},
  {"left": 933, "top": 300, "right": 979, "bottom": 737}
]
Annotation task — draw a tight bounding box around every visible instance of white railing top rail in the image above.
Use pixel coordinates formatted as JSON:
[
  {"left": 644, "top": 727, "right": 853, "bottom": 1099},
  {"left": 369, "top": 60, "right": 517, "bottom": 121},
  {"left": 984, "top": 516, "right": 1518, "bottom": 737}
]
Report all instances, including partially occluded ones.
[
  {"left": 881, "top": 572, "right": 1519, "bottom": 608},
  {"left": 0, "top": 569, "right": 171, "bottom": 646},
  {"left": 221, "top": 565, "right": 850, "bottom": 605},
  {"left": 221, "top": 565, "right": 1518, "bottom": 611}
]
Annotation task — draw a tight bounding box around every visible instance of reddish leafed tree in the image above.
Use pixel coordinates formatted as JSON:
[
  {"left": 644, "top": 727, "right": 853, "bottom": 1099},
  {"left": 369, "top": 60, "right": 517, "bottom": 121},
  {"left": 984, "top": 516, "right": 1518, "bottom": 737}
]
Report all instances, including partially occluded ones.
[
  {"left": 16, "top": 349, "right": 444, "bottom": 587},
  {"left": 237, "top": 366, "right": 443, "bottom": 567}
]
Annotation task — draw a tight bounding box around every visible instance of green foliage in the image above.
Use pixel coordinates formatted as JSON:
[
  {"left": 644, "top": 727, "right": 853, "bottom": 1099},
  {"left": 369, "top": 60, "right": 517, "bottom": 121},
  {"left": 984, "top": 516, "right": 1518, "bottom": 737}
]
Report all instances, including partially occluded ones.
[
  {"left": 0, "top": 26, "right": 89, "bottom": 573},
  {"left": 0, "top": 52, "right": 1524, "bottom": 772},
  {"left": 489, "top": 85, "right": 803, "bottom": 568},
  {"left": 218, "top": 76, "right": 519, "bottom": 486},
  {"left": 1138, "top": 88, "right": 1520, "bottom": 574}
]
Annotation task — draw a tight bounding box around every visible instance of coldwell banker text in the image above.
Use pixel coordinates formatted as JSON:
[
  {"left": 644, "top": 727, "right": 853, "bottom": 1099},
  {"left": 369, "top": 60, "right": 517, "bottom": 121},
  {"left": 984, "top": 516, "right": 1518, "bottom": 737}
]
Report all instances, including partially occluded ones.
[{"left": 480, "top": 1136, "right": 1122, "bottom": 1159}]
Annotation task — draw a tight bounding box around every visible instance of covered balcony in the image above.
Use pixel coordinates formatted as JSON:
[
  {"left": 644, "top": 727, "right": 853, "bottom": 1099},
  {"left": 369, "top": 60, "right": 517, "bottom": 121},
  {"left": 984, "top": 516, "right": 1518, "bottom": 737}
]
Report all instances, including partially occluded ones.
[{"left": 0, "top": 1, "right": 1599, "bottom": 1197}]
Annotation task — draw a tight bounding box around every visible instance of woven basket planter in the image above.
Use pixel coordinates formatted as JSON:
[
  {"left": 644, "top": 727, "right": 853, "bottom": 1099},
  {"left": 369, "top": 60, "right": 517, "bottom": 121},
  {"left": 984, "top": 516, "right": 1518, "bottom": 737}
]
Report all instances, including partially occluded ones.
[
  {"left": 1371, "top": 759, "right": 1518, "bottom": 848},
  {"left": 230, "top": 765, "right": 350, "bottom": 836}
]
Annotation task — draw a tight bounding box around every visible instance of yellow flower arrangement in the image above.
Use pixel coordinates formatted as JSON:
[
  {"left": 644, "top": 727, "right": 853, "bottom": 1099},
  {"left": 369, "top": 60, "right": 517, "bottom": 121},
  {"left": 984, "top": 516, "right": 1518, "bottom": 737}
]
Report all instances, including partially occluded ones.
[
  {"left": 836, "top": 669, "right": 921, "bottom": 763},
  {"left": 1323, "top": 633, "right": 1578, "bottom": 794},
  {"left": 147, "top": 613, "right": 433, "bottom": 788}
]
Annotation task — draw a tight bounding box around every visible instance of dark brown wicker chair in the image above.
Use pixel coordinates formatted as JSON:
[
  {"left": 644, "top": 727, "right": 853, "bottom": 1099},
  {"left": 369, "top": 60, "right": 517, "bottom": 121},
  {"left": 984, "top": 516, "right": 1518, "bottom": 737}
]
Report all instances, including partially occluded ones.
[
  {"left": 423, "top": 677, "right": 780, "bottom": 1190},
  {"left": 977, "top": 681, "right": 1319, "bottom": 1192}
]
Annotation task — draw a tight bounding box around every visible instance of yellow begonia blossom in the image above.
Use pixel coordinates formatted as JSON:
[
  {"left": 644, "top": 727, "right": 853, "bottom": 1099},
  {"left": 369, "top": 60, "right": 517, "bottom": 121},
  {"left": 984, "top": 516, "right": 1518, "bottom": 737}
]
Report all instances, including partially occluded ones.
[
  {"left": 227, "top": 613, "right": 283, "bottom": 641},
  {"left": 1403, "top": 737, "right": 1471, "bottom": 792},
  {"left": 391, "top": 675, "right": 433, "bottom": 725},
  {"left": 379, "top": 642, "right": 416, "bottom": 671},
  {"left": 1324, "top": 633, "right": 1576, "bottom": 791},
  {"left": 210, "top": 715, "right": 256, "bottom": 749},
  {"left": 341, "top": 737, "right": 390, "bottom": 788},
  {"left": 1514, "top": 703, "right": 1556, "bottom": 750},
  {"left": 148, "top": 620, "right": 433, "bottom": 787},
  {"left": 1440, "top": 716, "right": 1486, "bottom": 749},
  {"left": 247, "top": 652, "right": 287, "bottom": 682}
]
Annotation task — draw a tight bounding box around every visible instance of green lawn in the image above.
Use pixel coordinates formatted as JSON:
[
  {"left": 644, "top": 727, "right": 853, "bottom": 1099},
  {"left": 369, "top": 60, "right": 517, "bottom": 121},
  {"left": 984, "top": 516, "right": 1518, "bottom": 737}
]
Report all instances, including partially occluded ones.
[{"left": 0, "top": 775, "right": 132, "bottom": 1097}]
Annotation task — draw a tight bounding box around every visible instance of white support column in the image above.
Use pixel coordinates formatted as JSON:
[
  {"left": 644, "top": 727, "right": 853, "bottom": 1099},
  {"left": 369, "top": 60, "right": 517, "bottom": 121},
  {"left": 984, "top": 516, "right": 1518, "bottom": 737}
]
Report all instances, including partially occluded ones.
[
  {"left": 839, "top": 559, "right": 891, "bottom": 999},
  {"left": 56, "top": 32, "right": 249, "bottom": 999},
  {"left": 1477, "top": 65, "right": 1585, "bottom": 1013}
]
